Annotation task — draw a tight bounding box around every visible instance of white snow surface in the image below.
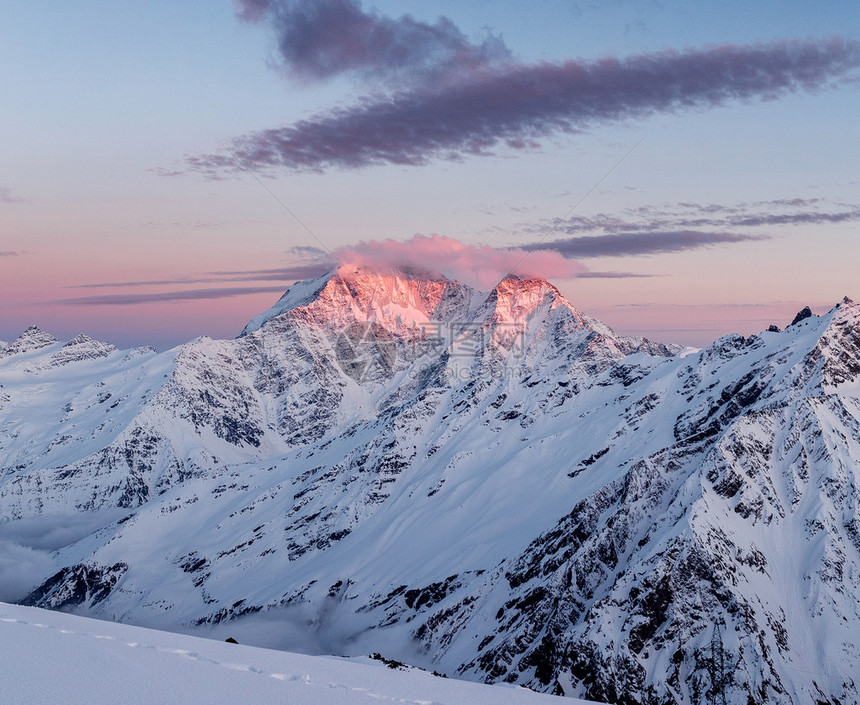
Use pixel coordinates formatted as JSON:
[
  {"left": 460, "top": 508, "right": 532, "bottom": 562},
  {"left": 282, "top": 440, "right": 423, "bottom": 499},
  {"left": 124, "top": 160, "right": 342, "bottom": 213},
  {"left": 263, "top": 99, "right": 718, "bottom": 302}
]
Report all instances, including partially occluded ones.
[
  {"left": 239, "top": 271, "right": 334, "bottom": 336},
  {"left": 0, "top": 602, "right": 585, "bottom": 705}
]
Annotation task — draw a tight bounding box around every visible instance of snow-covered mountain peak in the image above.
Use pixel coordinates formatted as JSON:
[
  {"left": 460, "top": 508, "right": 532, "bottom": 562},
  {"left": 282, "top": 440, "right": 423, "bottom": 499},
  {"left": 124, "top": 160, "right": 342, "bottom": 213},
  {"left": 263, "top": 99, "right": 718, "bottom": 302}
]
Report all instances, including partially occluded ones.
[
  {"left": 50, "top": 334, "right": 118, "bottom": 366},
  {"left": 236, "top": 266, "right": 680, "bottom": 380},
  {"left": 0, "top": 326, "right": 59, "bottom": 358},
  {"left": 833, "top": 294, "right": 859, "bottom": 318},
  {"left": 241, "top": 265, "right": 464, "bottom": 336},
  {"left": 310, "top": 265, "right": 454, "bottom": 326},
  {"left": 807, "top": 296, "right": 860, "bottom": 388},
  {"left": 486, "top": 275, "right": 584, "bottom": 328},
  {"left": 242, "top": 266, "right": 593, "bottom": 343},
  {"left": 239, "top": 271, "right": 335, "bottom": 336},
  {"left": 788, "top": 304, "right": 816, "bottom": 327}
]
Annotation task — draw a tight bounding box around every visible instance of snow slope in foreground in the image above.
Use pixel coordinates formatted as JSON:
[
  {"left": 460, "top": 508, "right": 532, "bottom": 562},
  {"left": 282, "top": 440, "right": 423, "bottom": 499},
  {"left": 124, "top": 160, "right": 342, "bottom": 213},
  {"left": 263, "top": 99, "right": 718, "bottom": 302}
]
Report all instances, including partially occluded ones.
[{"left": 0, "top": 602, "right": 587, "bottom": 705}]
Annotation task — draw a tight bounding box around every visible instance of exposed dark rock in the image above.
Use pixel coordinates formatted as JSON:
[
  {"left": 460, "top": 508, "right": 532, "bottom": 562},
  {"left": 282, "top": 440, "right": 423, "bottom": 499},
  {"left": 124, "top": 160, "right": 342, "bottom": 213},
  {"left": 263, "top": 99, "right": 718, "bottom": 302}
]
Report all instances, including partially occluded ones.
[
  {"left": 21, "top": 563, "right": 128, "bottom": 610},
  {"left": 790, "top": 306, "right": 814, "bottom": 326}
]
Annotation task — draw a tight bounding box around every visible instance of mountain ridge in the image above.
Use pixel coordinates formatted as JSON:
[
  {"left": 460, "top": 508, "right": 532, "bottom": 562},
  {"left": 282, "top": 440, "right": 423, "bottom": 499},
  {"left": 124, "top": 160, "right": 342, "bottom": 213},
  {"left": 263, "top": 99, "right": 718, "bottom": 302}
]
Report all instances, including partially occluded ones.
[
  {"left": 1, "top": 269, "right": 858, "bottom": 704},
  {"left": 241, "top": 266, "right": 583, "bottom": 337}
]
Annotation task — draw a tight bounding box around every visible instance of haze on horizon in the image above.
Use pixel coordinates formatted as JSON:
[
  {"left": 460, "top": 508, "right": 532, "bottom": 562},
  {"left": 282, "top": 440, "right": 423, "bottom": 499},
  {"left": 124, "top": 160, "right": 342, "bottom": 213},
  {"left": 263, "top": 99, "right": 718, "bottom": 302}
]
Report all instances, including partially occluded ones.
[{"left": 2, "top": 1, "right": 859, "bottom": 351}]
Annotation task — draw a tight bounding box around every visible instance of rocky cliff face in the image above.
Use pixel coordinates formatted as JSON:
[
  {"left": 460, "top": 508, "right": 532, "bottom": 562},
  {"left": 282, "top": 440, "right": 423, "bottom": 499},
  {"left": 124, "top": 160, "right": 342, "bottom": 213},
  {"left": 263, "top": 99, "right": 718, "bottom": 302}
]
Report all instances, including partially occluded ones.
[{"left": 2, "top": 269, "right": 859, "bottom": 704}]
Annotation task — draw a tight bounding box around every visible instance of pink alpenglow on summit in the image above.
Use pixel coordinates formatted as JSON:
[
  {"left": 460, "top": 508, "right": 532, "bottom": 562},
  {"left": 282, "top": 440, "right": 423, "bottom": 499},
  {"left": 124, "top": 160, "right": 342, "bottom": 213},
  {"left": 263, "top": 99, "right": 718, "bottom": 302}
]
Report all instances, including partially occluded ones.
[{"left": 335, "top": 234, "right": 585, "bottom": 290}]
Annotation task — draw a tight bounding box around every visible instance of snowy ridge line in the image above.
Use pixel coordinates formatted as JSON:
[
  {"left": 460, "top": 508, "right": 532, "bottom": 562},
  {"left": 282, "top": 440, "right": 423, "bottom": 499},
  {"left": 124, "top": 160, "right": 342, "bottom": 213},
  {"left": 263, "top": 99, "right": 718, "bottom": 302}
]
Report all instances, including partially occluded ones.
[
  {"left": 1, "top": 614, "right": 320, "bottom": 685},
  {"left": 0, "top": 603, "right": 584, "bottom": 705}
]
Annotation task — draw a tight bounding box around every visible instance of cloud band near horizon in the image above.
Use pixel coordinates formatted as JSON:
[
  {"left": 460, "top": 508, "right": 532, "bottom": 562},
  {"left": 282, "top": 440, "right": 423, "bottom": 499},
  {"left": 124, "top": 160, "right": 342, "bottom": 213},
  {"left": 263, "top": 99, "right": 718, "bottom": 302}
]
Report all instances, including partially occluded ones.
[
  {"left": 537, "top": 203, "right": 860, "bottom": 235},
  {"left": 522, "top": 230, "right": 764, "bottom": 258},
  {"left": 55, "top": 226, "right": 770, "bottom": 304},
  {"left": 55, "top": 194, "right": 858, "bottom": 303},
  {"left": 188, "top": 37, "right": 860, "bottom": 174},
  {"left": 58, "top": 286, "right": 291, "bottom": 306}
]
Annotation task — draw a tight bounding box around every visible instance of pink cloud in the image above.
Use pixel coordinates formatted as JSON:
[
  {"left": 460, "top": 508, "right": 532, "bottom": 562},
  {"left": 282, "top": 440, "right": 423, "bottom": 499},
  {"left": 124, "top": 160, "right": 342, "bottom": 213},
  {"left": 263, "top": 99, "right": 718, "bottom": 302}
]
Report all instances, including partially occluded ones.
[{"left": 334, "top": 234, "right": 585, "bottom": 289}]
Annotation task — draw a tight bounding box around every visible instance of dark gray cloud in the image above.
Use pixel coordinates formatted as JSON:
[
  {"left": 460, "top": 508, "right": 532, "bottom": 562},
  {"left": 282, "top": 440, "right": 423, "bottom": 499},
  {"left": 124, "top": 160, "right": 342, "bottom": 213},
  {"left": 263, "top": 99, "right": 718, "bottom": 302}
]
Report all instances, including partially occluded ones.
[
  {"left": 188, "top": 37, "right": 860, "bottom": 174},
  {"left": 718, "top": 208, "right": 860, "bottom": 228},
  {"left": 576, "top": 271, "right": 659, "bottom": 278},
  {"left": 233, "top": 0, "right": 510, "bottom": 85},
  {"left": 286, "top": 244, "right": 330, "bottom": 259},
  {"left": 517, "top": 193, "right": 855, "bottom": 262},
  {"left": 69, "top": 277, "right": 229, "bottom": 289},
  {"left": 70, "top": 262, "right": 334, "bottom": 291},
  {"left": 625, "top": 202, "right": 860, "bottom": 230},
  {"left": 211, "top": 263, "right": 334, "bottom": 281},
  {"left": 674, "top": 197, "right": 823, "bottom": 213},
  {"left": 59, "top": 286, "right": 291, "bottom": 306},
  {"left": 523, "top": 230, "right": 765, "bottom": 258},
  {"left": 535, "top": 199, "right": 860, "bottom": 236}
]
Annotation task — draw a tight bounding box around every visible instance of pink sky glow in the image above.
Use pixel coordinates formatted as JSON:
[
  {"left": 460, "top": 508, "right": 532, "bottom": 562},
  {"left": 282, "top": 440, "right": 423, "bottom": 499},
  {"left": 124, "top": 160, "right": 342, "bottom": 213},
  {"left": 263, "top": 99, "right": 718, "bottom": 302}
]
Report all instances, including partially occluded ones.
[{"left": 1, "top": 2, "right": 858, "bottom": 351}]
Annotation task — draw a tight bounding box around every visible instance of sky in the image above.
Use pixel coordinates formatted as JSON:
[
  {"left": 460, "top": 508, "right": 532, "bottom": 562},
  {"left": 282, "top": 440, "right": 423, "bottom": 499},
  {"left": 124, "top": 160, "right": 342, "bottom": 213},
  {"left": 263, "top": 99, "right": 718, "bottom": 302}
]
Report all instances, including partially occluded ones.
[{"left": 2, "top": 0, "right": 859, "bottom": 350}]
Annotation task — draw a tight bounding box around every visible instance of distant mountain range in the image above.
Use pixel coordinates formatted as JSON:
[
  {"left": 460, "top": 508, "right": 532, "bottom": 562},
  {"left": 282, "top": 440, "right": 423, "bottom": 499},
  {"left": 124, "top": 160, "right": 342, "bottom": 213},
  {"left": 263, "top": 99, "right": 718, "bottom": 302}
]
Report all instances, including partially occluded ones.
[{"left": 2, "top": 265, "right": 859, "bottom": 704}]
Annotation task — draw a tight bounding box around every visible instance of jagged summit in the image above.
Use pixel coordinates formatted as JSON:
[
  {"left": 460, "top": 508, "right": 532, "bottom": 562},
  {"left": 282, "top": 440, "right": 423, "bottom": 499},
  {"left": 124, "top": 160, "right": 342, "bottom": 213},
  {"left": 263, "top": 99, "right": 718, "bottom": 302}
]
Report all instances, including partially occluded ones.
[
  {"left": 309, "top": 265, "right": 456, "bottom": 325},
  {"left": 484, "top": 274, "right": 584, "bottom": 327},
  {"left": 236, "top": 264, "right": 685, "bottom": 370},
  {"left": 0, "top": 325, "right": 59, "bottom": 358},
  {"left": 50, "top": 334, "right": 118, "bottom": 366},
  {"left": 239, "top": 269, "right": 335, "bottom": 335},
  {"left": 240, "top": 264, "right": 465, "bottom": 336},
  {"left": 0, "top": 329, "right": 123, "bottom": 373},
  {"left": 239, "top": 264, "right": 573, "bottom": 337},
  {"left": 789, "top": 305, "right": 814, "bottom": 326},
  {"left": 63, "top": 333, "right": 103, "bottom": 348}
]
